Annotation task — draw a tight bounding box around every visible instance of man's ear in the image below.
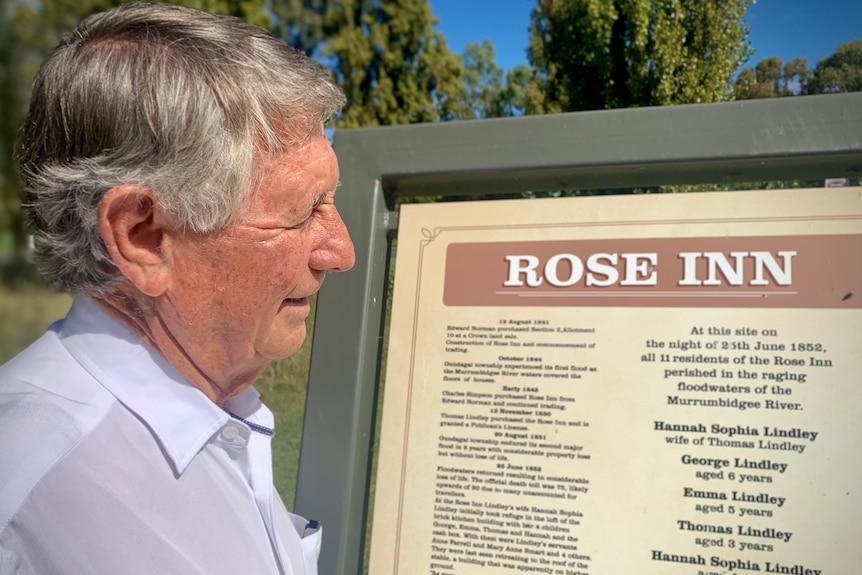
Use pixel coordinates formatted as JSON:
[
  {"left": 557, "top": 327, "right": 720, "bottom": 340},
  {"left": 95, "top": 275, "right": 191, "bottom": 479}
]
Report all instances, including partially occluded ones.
[{"left": 98, "top": 185, "right": 172, "bottom": 297}]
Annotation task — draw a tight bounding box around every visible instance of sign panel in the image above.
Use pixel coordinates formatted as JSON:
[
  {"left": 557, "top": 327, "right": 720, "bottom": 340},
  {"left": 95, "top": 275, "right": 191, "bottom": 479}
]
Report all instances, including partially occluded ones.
[{"left": 369, "top": 188, "right": 861, "bottom": 575}]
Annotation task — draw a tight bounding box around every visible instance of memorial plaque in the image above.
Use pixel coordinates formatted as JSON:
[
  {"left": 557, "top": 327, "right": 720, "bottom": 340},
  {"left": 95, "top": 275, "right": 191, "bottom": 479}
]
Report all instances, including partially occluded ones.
[{"left": 368, "top": 188, "right": 861, "bottom": 575}]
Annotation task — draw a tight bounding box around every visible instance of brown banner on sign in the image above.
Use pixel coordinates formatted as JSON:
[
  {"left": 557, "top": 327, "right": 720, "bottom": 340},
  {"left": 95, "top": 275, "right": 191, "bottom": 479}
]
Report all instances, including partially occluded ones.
[{"left": 444, "top": 235, "right": 861, "bottom": 308}]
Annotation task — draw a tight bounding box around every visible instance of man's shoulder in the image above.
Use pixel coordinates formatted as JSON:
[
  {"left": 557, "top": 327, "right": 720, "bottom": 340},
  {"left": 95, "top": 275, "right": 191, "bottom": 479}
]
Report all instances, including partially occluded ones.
[
  {"left": 0, "top": 324, "right": 112, "bottom": 411},
  {"left": 0, "top": 328, "right": 116, "bottom": 531}
]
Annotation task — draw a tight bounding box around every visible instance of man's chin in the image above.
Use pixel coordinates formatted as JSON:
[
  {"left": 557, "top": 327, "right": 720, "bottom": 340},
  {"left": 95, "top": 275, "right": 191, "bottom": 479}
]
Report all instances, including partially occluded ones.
[{"left": 262, "top": 327, "right": 308, "bottom": 362}]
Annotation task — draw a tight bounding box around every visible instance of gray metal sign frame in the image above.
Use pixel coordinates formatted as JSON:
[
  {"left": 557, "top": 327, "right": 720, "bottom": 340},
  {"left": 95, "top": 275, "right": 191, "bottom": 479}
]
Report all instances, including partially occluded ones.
[{"left": 294, "top": 92, "right": 862, "bottom": 575}]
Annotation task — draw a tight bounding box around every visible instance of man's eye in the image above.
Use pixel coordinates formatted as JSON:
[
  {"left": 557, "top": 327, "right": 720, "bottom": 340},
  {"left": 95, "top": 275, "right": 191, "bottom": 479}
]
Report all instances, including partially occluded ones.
[
  {"left": 294, "top": 211, "right": 316, "bottom": 228},
  {"left": 298, "top": 202, "right": 327, "bottom": 227}
]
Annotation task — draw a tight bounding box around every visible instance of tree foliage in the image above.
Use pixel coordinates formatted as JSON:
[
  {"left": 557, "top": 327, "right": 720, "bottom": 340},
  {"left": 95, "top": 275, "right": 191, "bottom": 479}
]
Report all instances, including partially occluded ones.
[
  {"left": 270, "top": 0, "right": 328, "bottom": 55},
  {"left": 734, "top": 40, "right": 862, "bottom": 99},
  {"left": 525, "top": 0, "right": 753, "bottom": 113},
  {"left": 809, "top": 39, "right": 862, "bottom": 94},
  {"left": 732, "top": 56, "right": 810, "bottom": 98},
  {"left": 0, "top": 3, "right": 26, "bottom": 253},
  {"left": 318, "top": 0, "right": 464, "bottom": 127},
  {"left": 460, "top": 40, "right": 529, "bottom": 119},
  {"left": 0, "top": 0, "right": 118, "bottom": 255}
]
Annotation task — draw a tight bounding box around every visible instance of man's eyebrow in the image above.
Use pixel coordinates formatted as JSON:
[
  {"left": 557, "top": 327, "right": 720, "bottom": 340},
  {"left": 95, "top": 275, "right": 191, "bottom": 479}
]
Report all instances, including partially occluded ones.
[{"left": 322, "top": 180, "right": 342, "bottom": 201}]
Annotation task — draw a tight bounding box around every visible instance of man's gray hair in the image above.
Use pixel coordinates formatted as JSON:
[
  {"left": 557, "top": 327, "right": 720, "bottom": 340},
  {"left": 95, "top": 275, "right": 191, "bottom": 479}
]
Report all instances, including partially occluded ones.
[{"left": 17, "top": 2, "right": 345, "bottom": 294}]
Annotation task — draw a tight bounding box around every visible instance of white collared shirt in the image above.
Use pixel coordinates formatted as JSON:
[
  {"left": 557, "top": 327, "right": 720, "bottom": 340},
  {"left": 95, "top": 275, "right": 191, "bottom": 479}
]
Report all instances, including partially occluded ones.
[{"left": 0, "top": 294, "right": 321, "bottom": 575}]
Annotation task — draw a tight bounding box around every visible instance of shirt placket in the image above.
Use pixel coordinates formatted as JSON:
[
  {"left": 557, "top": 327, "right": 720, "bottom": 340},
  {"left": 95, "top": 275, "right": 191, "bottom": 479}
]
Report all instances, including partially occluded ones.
[{"left": 247, "top": 430, "right": 293, "bottom": 575}]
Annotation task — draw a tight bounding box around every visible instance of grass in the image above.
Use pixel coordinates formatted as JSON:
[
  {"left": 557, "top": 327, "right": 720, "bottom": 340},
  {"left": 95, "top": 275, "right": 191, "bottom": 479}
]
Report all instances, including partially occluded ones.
[{"left": 0, "top": 282, "right": 72, "bottom": 364}]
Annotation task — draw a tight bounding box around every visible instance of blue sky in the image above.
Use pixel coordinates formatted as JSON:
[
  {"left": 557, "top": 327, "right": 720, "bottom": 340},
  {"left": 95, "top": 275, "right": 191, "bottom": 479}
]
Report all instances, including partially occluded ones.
[{"left": 429, "top": 0, "right": 862, "bottom": 74}]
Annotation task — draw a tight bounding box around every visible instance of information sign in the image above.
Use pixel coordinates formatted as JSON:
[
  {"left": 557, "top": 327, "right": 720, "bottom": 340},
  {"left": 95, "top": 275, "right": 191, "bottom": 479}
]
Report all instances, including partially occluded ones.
[{"left": 369, "top": 188, "right": 861, "bottom": 575}]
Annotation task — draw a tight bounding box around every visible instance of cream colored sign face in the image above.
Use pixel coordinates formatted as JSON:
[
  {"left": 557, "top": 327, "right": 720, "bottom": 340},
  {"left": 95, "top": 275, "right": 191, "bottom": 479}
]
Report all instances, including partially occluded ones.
[{"left": 369, "top": 188, "right": 861, "bottom": 575}]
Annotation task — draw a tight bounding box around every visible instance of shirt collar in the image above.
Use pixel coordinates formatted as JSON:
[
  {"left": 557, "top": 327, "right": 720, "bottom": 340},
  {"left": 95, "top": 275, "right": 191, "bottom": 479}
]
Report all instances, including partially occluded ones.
[{"left": 59, "top": 293, "right": 230, "bottom": 475}]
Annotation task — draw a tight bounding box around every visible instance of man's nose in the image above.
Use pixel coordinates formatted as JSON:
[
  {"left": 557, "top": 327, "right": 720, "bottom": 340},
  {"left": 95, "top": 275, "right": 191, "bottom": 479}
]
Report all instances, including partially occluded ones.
[{"left": 311, "top": 208, "right": 355, "bottom": 272}]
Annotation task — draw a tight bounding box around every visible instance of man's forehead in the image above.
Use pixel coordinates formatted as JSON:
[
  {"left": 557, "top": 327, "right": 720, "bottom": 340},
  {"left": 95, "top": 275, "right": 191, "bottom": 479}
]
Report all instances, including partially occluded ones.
[{"left": 245, "top": 140, "right": 337, "bottom": 202}]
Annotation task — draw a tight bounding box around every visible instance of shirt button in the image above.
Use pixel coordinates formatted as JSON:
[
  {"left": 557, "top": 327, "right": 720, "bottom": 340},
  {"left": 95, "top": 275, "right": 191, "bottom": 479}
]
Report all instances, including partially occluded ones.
[{"left": 221, "top": 425, "right": 240, "bottom": 440}]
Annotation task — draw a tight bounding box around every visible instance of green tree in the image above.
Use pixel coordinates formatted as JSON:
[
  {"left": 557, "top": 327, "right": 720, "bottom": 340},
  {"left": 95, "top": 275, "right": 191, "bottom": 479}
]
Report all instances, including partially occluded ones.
[
  {"left": 525, "top": 0, "right": 753, "bottom": 114},
  {"left": 270, "top": 0, "right": 328, "bottom": 55},
  {"left": 0, "top": 2, "right": 27, "bottom": 256},
  {"left": 320, "top": 0, "right": 464, "bottom": 127},
  {"left": 782, "top": 57, "right": 811, "bottom": 95},
  {"left": 755, "top": 56, "right": 783, "bottom": 93},
  {"left": 460, "top": 40, "right": 530, "bottom": 119},
  {"left": 733, "top": 56, "right": 780, "bottom": 98},
  {"left": 732, "top": 67, "right": 767, "bottom": 99},
  {"left": 809, "top": 39, "right": 862, "bottom": 94},
  {"left": 0, "top": 0, "right": 108, "bottom": 257},
  {"left": 733, "top": 56, "right": 812, "bottom": 99}
]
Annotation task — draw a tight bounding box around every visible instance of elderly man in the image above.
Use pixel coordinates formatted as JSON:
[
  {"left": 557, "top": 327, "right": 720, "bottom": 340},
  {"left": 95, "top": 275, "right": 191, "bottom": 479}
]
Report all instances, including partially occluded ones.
[{"left": 0, "top": 3, "right": 354, "bottom": 574}]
